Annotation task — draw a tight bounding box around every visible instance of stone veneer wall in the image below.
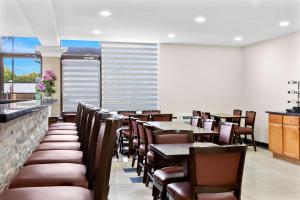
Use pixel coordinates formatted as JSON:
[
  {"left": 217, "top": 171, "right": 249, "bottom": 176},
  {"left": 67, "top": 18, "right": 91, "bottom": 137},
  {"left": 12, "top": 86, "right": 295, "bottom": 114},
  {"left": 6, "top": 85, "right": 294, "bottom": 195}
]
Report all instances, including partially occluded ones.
[{"left": 0, "top": 107, "right": 49, "bottom": 193}]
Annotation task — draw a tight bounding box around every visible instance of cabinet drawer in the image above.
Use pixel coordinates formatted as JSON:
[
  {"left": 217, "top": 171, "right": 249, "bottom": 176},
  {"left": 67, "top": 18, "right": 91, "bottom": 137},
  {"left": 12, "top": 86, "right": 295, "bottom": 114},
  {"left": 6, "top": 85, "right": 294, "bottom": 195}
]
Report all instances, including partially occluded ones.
[
  {"left": 283, "top": 116, "right": 300, "bottom": 126},
  {"left": 269, "top": 114, "right": 282, "bottom": 124}
]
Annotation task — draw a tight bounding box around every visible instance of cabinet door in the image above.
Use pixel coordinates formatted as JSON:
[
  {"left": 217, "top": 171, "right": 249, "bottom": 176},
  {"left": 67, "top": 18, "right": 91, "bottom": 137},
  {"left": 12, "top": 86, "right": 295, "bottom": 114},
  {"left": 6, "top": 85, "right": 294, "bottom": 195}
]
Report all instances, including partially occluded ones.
[
  {"left": 283, "top": 125, "right": 300, "bottom": 159},
  {"left": 269, "top": 123, "right": 283, "bottom": 155}
]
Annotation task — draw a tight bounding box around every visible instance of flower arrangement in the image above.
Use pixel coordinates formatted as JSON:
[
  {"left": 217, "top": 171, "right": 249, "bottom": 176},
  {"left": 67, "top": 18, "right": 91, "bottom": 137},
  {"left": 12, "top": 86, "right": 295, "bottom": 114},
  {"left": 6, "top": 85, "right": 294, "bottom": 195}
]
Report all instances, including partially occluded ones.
[{"left": 36, "top": 69, "right": 56, "bottom": 97}]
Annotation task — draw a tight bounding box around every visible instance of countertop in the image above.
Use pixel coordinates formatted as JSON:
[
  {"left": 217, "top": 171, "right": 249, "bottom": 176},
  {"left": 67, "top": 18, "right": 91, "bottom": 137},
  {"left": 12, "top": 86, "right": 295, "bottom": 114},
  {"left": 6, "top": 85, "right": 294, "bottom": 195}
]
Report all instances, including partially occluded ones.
[
  {"left": 266, "top": 111, "right": 300, "bottom": 116},
  {"left": 0, "top": 99, "right": 57, "bottom": 123}
]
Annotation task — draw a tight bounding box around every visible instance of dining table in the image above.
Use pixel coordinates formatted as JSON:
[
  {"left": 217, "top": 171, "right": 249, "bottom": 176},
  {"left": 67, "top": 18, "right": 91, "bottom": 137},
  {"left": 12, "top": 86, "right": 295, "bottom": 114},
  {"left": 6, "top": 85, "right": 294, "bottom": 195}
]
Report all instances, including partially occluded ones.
[
  {"left": 146, "top": 121, "right": 219, "bottom": 137},
  {"left": 211, "top": 113, "right": 247, "bottom": 126}
]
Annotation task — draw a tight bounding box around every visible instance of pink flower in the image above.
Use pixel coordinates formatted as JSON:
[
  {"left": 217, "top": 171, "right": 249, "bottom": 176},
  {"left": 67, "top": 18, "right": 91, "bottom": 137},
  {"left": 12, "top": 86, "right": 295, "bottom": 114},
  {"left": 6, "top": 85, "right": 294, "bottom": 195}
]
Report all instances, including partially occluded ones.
[
  {"left": 36, "top": 81, "right": 46, "bottom": 92},
  {"left": 43, "top": 70, "right": 56, "bottom": 81}
]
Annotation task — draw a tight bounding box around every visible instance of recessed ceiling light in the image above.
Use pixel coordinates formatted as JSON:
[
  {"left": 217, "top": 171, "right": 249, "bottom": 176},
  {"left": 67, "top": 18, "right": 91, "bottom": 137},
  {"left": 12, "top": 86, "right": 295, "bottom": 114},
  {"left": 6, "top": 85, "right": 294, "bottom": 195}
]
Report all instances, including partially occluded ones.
[
  {"left": 195, "top": 16, "right": 206, "bottom": 23},
  {"left": 100, "top": 10, "right": 111, "bottom": 17},
  {"left": 167, "top": 33, "right": 176, "bottom": 38},
  {"left": 92, "top": 30, "right": 101, "bottom": 34},
  {"left": 234, "top": 36, "right": 243, "bottom": 41},
  {"left": 279, "top": 20, "right": 290, "bottom": 27}
]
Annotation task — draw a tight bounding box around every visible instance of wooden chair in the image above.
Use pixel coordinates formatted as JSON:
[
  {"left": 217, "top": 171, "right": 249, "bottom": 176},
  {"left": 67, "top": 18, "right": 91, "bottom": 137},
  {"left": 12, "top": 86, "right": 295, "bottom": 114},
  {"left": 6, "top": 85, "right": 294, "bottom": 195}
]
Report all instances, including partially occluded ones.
[
  {"left": 226, "top": 109, "right": 243, "bottom": 126},
  {"left": 199, "top": 112, "right": 211, "bottom": 128},
  {"left": 218, "top": 122, "right": 235, "bottom": 145},
  {"left": 167, "top": 145, "right": 247, "bottom": 200},
  {"left": 151, "top": 114, "right": 173, "bottom": 121},
  {"left": 199, "top": 119, "right": 216, "bottom": 142},
  {"left": 234, "top": 111, "right": 257, "bottom": 151},
  {"left": 190, "top": 116, "right": 201, "bottom": 127},
  {"left": 192, "top": 110, "right": 201, "bottom": 117}
]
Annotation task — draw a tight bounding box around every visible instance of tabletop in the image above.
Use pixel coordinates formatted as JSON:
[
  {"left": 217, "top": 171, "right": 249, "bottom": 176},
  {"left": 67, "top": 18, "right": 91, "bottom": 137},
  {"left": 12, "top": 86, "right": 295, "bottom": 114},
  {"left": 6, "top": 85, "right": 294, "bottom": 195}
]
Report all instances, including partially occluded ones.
[
  {"left": 150, "top": 142, "right": 218, "bottom": 159},
  {"left": 146, "top": 121, "right": 219, "bottom": 135},
  {"left": 211, "top": 113, "right": 247, "bottom": 119}
]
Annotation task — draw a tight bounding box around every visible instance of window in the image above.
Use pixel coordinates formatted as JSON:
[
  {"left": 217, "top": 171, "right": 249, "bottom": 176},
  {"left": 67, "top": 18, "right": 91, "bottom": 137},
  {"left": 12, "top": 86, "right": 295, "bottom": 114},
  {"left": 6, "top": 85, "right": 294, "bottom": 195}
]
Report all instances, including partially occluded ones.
[
  {"left": 101, "top": 42, "right": 159, "bottom": 111},
  {"left": 0, "top": 37, "right": 41, "bottom": 93}
]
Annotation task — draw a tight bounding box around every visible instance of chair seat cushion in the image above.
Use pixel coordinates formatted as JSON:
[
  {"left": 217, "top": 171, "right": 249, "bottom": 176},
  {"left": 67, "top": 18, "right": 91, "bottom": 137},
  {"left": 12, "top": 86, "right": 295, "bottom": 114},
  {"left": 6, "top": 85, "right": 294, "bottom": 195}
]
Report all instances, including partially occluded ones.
[
  {"left": 197, "top": 192, "right": 237, "bottom": 200},
  {"left": 167, "top": 181, "right": 190, "bottom": 200},
  {"left": 48, "top": 126, "right": 77, "bottom": 131},
  {"left": 154, "top": 166, "right": 186, "bottom": 185},
  {"left": 50, "top": 122, "right": 76, "bottom": 127},
  {"left": 45, "top": 130, "right": 78, "bottom": 135},
  {"left": 9, "top": 163, "right": 88, "bottom": 189},
  {"left": 0, "top": 186, "right": 92, "bottom": 200},
  {"left": 234, "top": 127, "right": 253, "bottom": 134},
  {"left": 36, "top": 142, "right": 81, "bottom": 151},
  {"left": 25, "top": 150, "right": 83, "bottom": 165},
  {"left": 41, "top": 135, "right": 79, "bottom": 143}
]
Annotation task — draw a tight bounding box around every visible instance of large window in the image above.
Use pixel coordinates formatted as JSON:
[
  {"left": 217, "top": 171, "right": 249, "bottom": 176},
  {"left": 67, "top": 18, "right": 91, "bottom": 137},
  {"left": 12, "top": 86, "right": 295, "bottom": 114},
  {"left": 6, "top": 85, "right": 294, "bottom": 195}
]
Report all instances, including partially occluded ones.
[
  {"left": 0, "top": 37, "right": 41, "bottom": 93},
  {"left": 101, "top": 42, "right": 159, "bottom": 111}
]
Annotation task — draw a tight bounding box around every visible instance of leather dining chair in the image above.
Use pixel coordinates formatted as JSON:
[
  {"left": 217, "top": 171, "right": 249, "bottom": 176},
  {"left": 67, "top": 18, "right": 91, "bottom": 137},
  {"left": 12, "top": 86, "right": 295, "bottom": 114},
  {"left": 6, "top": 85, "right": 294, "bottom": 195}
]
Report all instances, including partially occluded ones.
[
  {"left": 234, "top": 111, "right": 257, "bottom": 151},
  {"left": 226, "top": 109, "right": 243, "bottom": 126},
  {"left": 199, "top": 112, "right": 211, "bottom": 128},
  {"left": 192, "top": 110, "right": 201, "bottom": 117},
  {"left": 166, "top": 145, "right": 247, "bottom": 200},
  {"left": 151, "top": 130, "right": 194, "bottom": 200},
  {"left": 218, "top": 122, "right": 235, "bottom": 145},
  {"left": 151, "top": 114, "right": 173, "bottom": 121},
  {"left": 190, "top": 116, "right": 201, "bottom": 127},
  {"left": 199, "top": 119, "right": 216, "bottom": 142},
  {"left": 134, "top": 120, "right": 148, "bottom": 176}
]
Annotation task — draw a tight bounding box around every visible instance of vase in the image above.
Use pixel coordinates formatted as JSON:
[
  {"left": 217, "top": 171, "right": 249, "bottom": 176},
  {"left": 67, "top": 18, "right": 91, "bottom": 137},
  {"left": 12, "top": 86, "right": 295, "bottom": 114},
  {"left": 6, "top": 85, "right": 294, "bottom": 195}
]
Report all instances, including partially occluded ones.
[{"left": 44, "top": 92, "right": 52, "bottom": 100}]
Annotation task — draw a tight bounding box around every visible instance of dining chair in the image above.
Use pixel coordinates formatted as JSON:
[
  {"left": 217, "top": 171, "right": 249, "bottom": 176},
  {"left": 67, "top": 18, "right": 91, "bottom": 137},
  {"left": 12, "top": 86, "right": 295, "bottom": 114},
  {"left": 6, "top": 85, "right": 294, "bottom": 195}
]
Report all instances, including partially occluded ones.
[
  {"left": 218, "top": 122, "right": 234, "bottom": 145},
  {"left": 199, "top": 112, "right": 211, "bottom": 128},
  {"left": 234, "top": 111, "right": 257, "bottom": 151},
  {"left": 151, "top": 114, "right": 173, "bottom": 121},
  {"left": 198, "top": 119, "right": 216, "bottom": 142},
  {"left": 226, "top": 109, "right": 243, "bottom": 126},
  {"left": 192, "top": 110, "right": 201, "bottom": 117},
  {"left": 152, "top": 130, "right": 194, "bottom": 200},
  {"left": 190, "top": 116, "right": 201, "bottom": 127},
  {"left": 142, "top": 110, "right": 161, "bottom": 114},
  {"left": 134, "top": 120, "right": 147, "bottom": 176},
  {"left": 144, "top": 124, "right": 156, "bottom": 184},
  {"left": 167, "top": 145, "right": 247, "bottom": 200}
]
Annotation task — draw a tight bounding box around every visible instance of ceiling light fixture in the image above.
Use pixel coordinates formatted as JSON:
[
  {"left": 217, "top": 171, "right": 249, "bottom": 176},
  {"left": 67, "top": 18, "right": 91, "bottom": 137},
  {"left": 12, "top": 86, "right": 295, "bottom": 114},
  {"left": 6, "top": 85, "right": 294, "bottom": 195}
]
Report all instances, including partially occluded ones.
[
  {"left": 100, "top": 10, "right": 111, "bottom": 17},
  {"left": 234, "top": 36, "right": 243, "bottom": 41},
  {"left": 92, "top": 30, "right": 101, "bottom": 34},
  {"left": 279, "top": 20, "right": 290, "bottom": 27},
  {"left": 195, "top": 16, "right": 206, "bottom": 23},
  {"left": 167, "top": 33, "right": 176, "bottom": 38}
]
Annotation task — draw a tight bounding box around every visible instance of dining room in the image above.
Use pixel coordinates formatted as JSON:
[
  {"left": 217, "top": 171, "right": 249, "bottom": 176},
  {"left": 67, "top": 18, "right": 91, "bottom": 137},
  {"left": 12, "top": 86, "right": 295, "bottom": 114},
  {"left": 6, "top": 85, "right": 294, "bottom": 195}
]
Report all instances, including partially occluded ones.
[{"left": 0, "top": 0, "right": 300, "bottom": 200}]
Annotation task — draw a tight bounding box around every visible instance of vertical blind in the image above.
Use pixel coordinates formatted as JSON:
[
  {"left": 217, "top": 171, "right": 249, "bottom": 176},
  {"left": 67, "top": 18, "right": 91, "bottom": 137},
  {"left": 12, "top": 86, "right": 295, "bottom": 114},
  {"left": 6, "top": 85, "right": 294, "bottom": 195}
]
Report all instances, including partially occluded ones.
[
  {"left": 62, "top": 59, "right": 100, "bottom": 112},
  {"left": 101, "top": 42, "right": 159, "bottom": 111}
]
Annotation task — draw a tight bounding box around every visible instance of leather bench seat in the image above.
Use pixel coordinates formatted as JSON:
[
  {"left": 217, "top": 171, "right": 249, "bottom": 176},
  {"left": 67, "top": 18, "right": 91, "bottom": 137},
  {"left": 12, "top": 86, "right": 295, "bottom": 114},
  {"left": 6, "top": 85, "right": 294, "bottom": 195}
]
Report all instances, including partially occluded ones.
[
  {"left": 48, "top": 126, "right": 77, "bottom": 131},
  {"left": 41, "top": 135, "right": 79, "bottom": 143},
  {"left": 25, "top": 150, "right": 83, "bottom": 165},
  {"left": 45, "top": 130, "right": 78, "bottom": 135},
  {"left": 167, "top": 182, "right": 237, "bottom": 200},
  {"left": 0, "top": 186, "right": 92, "bottom": 200},
  {"left": 35, "top": 142, "right": 81, "bottom": 151},
  {"left": 10, "top": 163, "right": 88, "bottom": 189},
  {"left": 153, "top": 166, "right": 186, "bottom": 185}
]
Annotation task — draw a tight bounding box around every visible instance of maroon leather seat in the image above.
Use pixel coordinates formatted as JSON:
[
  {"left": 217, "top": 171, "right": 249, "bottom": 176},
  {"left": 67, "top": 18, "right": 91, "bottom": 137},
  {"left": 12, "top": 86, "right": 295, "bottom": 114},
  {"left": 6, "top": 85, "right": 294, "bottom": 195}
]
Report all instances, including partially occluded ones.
[
  {"left": 153, "top": 166, "right": 186, "bottom": 185},
  {"left": 9, "top": 163, "right": 88, "bottom": 189},
  {"left": 35, "top": 142, "right": 81, "bottom": 151},
  {"left": 167, "top": 182, "right": 237, "bottom": 200},
  {"left": 0, "top": 186, "right": 92, "bottom": 200},
  {"left": 41, "top": 135, "right": 79, "bottom": 143},
  {"left": 45, "top": 130, "right": 78, "bottom": 135},
  {"left": 48, "top": 126, "right": 77, "bottom": 131},
  {"left": 25, "top": 150, "right": 83, "bottom": 165}
]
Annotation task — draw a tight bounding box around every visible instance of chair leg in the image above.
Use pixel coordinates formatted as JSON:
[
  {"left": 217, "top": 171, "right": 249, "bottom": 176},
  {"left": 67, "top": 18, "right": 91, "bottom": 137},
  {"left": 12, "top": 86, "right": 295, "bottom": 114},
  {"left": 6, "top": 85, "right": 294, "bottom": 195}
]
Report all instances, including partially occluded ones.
[
  {"left": 143, "top": 160, "right": 148, "bottom": 183},
  {"left": 128, "top": 138, "right": 132, "bottom": 158},
  {"left": 238, "top": 134, "right": 242, "bottom": 144},
  {"left": 251, "top": 132, "right": 257, "bottom": 151},
  {"left": 152, "top": 185, "right": 159, "bottom": 200},
  {"left": 131, "top": 148, "right": 137, "bottom": 167},
  {"left": 137, "top": 154, "right": 144, "bottom": 176}
]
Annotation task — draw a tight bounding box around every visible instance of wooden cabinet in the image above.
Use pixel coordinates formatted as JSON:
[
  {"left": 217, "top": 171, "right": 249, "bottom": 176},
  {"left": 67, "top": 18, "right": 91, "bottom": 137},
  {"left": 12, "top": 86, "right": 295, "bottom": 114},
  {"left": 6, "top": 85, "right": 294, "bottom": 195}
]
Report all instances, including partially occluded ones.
[
  {"left": 269, "top": 123, "right": 283, "bottom": 155},
  {"left": 283, "top": 125, "right": 300, "bottom": 159}
]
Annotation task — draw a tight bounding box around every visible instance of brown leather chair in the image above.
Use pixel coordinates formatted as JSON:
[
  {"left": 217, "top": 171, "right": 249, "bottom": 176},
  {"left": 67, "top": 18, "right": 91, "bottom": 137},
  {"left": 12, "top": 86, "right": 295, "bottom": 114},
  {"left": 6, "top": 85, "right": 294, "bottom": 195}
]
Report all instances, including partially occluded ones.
[
  {"left": 167, "top": 145, "right": 247, "bottom": 200},
  {"left": 142, "top": 110, "right": 161, "bottom": 114},
  {"left": 226, "top": 109, "right": 242, "bottom": 126},
  {"left": 198, "top": 119, "right": 216, "bottom": 142},
  {"left": 0, "top": 118, "right": 122, "bottom": 200},
  {"left": 199, "top": 112, "right": 211, "bottom": 128},
  {"left": 134, "top": 120, "right": 147, "bottom": 175},
  {"left": 144, "top": 124, "right": 156, "bottom": 184},
  {"left": 192, "top": 110, "right": 201, "bottom": 117},
  {"left": 218, "top": 123, "right": 234, "bottom": 145},
  {"left": 234, "top": 111, "right": 257, "bottom": 151},
  {"left": 151, "top": 130, "right": 194, "bottom": 200},
  {"left": 190, "top": 116, "right": 201, "bottom": 127},
  {"left": 151, "top": 114, "right": 173, "bottom": 121},
  {"left": 9, "top": 112, "right": 103, "bottom": 189}
]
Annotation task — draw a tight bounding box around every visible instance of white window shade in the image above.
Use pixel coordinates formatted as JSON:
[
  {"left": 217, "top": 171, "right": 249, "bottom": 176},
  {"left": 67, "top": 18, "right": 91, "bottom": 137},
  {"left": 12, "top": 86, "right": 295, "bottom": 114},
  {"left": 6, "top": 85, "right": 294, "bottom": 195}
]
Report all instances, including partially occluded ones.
[
  {"left": 101, "top": 42, "right": 159, "bottom": 111},
  {"left": 62, "top": 59, "right": 100, "bottom": 112}
]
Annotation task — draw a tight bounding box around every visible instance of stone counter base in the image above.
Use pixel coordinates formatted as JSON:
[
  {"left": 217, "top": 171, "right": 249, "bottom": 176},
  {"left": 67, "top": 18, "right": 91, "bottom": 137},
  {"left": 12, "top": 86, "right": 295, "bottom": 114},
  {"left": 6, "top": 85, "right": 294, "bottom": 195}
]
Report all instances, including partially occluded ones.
[{"left": 0, "top": 107, "right": 49, "bottom": 193}]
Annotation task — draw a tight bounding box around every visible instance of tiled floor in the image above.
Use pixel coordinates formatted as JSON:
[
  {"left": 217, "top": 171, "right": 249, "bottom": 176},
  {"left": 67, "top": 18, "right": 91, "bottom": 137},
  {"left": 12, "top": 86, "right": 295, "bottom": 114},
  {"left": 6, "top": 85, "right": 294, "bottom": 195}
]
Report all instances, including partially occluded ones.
[{"left": 109, "top": 148, "right": 300, "bottom": 200}]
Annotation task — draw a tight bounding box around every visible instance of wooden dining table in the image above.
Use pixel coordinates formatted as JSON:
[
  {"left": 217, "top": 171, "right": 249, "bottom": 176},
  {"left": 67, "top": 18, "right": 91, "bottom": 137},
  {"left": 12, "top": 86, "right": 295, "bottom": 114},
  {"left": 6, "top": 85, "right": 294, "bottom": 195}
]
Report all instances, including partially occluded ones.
[
  {"left": 146, "top": 121, "right": 219, "bottom": 136},
  {"left": 211, "top": 113, "right": 247, "bottom": 126}
]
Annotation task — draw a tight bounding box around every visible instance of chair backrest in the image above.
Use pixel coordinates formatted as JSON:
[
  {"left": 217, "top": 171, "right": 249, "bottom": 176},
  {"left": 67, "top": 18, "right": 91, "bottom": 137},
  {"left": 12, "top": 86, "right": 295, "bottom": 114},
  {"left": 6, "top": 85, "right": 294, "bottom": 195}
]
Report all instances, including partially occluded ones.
[
  {"left": 192, "top": 110, "right": 201, "bottom": 117},
  {"left": 117, "top": 110, "right": 136, "bottom": 125},
  {"left": 151, "top": 114, "right": 173, "bottom": 121},
  {"left": 153, "top": 130, "right": 194, "bottom": 144},
  {"left": 203, "top": 119, "right": 215, "bottom": 131},
  {"left": 137, "top": 120, "right": 146, "bottom": 146},
  {"left": 190, "top": 116, "right": 201, "bottom": 127},
  {"left": 94, "top": 118, "right": 122, "bottom": 200},
  {"left": 245, "top": 111, "right": 256, "bottom": 128},
  {"left": 142, "top": 110, "right": 161, "bottom": 114},
  {"left": 218, "top": 123, "right": 234, "bottom": 145},
  {"left": 189, "top": 145, "right": 247, "bottom": 200},
  {"left": 129, "top": 117, "right": 139, "bottom": 137},
  {"left": 200, "top": 112, "right": 211, "bottom": 128},
  {"left": 232, "top": 109, "right": 242, "bottom": 125},
  {"left": 144, "top": 124, "right": 155, "bottom": 150}
]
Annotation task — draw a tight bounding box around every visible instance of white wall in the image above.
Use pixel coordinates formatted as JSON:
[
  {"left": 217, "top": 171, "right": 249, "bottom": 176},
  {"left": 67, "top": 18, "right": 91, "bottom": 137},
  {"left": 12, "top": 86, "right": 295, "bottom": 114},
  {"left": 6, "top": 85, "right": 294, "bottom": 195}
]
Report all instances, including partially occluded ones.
[
  {"left": 159, "top": 44, "right": 244, "bottom": 116},
  {"left": 243, "top": 32, "right": 300, "bottom": 143}
]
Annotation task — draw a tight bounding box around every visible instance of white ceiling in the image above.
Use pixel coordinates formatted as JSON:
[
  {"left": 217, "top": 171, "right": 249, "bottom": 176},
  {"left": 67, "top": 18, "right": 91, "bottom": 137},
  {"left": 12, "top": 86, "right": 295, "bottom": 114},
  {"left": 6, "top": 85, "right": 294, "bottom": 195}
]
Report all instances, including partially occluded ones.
[{"left": 0, "top": 0, "right": 300, "bottom": 46}]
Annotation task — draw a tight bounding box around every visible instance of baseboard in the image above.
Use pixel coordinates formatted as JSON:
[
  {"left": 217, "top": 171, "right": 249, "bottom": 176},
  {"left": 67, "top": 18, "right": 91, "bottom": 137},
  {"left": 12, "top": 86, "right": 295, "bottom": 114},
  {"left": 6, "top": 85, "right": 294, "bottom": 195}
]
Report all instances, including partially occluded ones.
[{"left": 244, "top": 139, "right": 268, "bottom": 150}]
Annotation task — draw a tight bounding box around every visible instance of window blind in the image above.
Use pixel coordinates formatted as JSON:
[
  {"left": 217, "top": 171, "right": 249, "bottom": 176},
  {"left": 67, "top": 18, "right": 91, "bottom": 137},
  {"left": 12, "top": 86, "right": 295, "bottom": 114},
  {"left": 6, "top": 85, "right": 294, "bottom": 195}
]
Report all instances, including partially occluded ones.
[
  {"left": 101, "top": 42, "right": 159, "bottom": 111},
  {"left": 62, "top": 59, "right": 100, "bottom": 112}
]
